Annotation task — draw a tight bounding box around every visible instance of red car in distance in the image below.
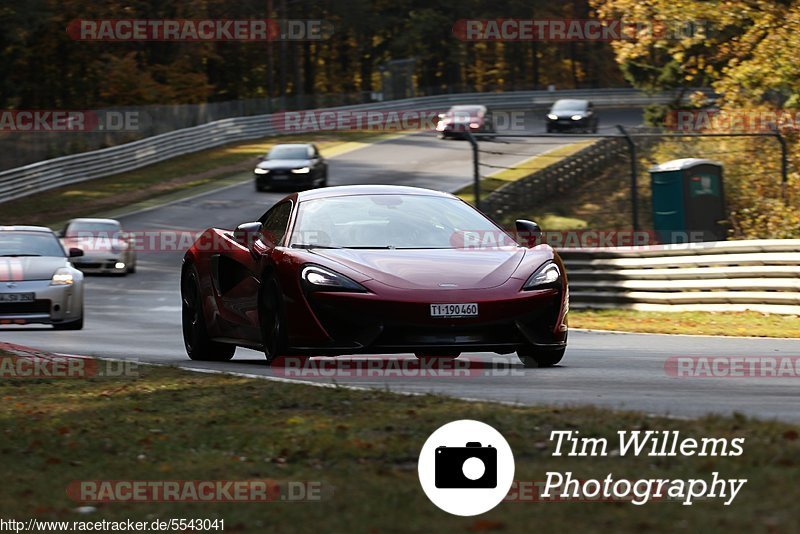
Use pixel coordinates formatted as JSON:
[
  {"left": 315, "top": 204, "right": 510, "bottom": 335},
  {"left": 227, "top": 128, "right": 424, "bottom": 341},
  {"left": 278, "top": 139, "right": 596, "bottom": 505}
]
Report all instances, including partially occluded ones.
[
  {"left": 436, "top": 105, "right": 496, "bottom": 139},
  {"left": 180, "top": 185, "right": 568, "bottom": 368}
]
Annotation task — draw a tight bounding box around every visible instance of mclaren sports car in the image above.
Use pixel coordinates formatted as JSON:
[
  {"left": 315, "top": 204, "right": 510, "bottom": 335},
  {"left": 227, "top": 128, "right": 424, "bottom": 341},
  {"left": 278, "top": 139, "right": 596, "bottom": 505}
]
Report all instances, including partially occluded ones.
[{"left": 180, "top": 185, "right": 568, "bottom": 367}]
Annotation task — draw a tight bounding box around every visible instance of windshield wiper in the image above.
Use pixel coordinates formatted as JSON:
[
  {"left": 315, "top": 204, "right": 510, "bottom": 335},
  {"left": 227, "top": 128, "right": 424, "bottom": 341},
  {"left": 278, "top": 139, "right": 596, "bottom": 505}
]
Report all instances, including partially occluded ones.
[
  {"left": 291, "top": 244, "right": 343, "bottom": 250},
  {"left": 0, "top": 254, "right": 42, "bottom": 257},
  {"left": 343, "top": 246, "right": 395, "bottom": 250}
]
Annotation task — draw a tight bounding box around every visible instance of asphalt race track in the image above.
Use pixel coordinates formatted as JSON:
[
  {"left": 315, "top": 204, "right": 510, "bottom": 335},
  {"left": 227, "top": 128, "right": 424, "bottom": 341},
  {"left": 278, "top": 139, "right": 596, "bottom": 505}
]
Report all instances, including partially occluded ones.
[{"left": 4, "top": 108, "right": 799, "bottom": 423}]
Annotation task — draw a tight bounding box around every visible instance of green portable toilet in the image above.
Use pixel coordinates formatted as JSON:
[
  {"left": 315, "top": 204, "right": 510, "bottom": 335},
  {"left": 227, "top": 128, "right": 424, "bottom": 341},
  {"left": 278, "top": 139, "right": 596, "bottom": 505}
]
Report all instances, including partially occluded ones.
[{"left": 649, "top": 158, "right": 726, "bottom": 243}]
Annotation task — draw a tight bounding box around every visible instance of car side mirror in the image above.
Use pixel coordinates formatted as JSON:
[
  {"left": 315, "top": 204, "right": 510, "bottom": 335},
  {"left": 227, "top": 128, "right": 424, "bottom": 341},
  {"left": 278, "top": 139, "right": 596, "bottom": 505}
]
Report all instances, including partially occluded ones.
[
  {"left": 68, "top": 247, "right": 84, "bottom": 258},
  {"left": 515, "top": 219, "right": 542, "bottom": 247},
  {"left": 233, "top": 222, "right": 263, "bottom": 248}
]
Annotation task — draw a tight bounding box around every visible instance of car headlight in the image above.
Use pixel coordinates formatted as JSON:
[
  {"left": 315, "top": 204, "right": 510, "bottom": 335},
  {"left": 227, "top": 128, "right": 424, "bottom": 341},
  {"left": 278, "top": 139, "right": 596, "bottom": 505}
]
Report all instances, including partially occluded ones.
[
  {"left": 469, "top": 122, "right": 480, "bottom": 129},
  {"left": 51, "top": 268, "right": 74, "bottom": 286},
  {"left": 523, "top": 262, "right": 561, "bottom": 290},
  {"left": 571, "top": 114, "right": 583, "bottom": 121},
  {"left": 291, "top": 167, "right": 311, "bottom": 174},
  {"left": 254, "top": 168, "right": 270, "bottom": 175},
  {"left": 301, "top": 265, "right": 367, "bottom": 292},
  {"left": 547, "top": 114, "right": 558, "bottom": 120}
]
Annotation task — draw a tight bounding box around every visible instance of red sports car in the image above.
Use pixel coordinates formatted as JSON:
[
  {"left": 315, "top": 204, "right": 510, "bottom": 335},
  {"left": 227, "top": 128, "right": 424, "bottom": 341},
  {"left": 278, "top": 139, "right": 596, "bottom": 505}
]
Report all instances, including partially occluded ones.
[{"left": 180, "top": 185, "right": 568, "bottom": 367}]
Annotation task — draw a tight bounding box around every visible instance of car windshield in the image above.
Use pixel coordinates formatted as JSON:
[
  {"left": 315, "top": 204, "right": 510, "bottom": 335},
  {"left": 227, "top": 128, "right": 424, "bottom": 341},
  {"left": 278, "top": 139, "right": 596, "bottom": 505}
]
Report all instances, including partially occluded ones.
[
  {"left": 0, "top": 231, "right": 65, "bottom": 257},
  {"left": 267, "top": 146, "right": 309, "bottom": 160},
  {"left": 66, "top": 221, "right": 121, "bottom": 236},
  {"left": 552, "top": 100, "right": 587, "bottom": 112},
  {"left": 290, "top": 194, "right": 517, "bottom": 249}
]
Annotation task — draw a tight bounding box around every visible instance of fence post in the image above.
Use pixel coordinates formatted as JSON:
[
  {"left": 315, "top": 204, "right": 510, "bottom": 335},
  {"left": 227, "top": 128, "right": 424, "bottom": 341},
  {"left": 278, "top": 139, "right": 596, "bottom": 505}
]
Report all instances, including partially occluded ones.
[
  {"left": 775, "top": 131, "right": 788, "bottom": 204},
  {"left": 466, "top": 132, "right": 481, "bottom": 210},
  {"left": 617, "top": 125, "right": 640, "bottom": 231}
]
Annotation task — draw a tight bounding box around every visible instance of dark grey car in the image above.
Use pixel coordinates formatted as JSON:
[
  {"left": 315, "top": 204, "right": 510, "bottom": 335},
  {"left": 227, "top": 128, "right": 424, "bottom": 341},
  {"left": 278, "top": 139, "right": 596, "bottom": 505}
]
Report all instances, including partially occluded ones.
[
  {"left": 254, "top": 143, "right": 328, "bottom": 192},
  {"left": 546, "top": 99, "right": 598, "bottom": 133}
]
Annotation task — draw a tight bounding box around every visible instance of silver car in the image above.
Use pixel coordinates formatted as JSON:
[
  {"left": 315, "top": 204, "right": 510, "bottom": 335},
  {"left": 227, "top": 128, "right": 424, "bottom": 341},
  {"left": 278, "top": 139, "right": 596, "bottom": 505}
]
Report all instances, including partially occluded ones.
[
  {"left": 0, "top": 226, "right": 84, "bottom": 330},
  {"left": 60, "top": 218, "right": 137, "bottom": 275}
]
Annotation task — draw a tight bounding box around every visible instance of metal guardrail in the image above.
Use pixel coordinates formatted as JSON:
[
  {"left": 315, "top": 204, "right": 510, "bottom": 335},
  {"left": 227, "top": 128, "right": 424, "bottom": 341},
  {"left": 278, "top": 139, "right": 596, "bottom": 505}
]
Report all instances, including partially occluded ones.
[
  {"left": 480, "top": 137, "right": 628, "bottom": 222},
  {"left": 561, "top": 240, "right": 800, "bottom": 314},
  {"left": 0, "top": 88, "right": 711, "bottom": 205}
]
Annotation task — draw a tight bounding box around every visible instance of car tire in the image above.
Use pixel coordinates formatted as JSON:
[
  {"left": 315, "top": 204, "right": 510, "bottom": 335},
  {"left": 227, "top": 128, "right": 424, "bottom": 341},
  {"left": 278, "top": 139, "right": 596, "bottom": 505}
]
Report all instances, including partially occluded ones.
[
  {"left": 592, "top": 124, "right": 598, "bottom": 134},
  {"left": 546, "top": 126, "right": 553, "bottom": 133},
  {"left": 53, "top": 316, "right": 83, "bottom": 330},
  {"left": 516, "top": 347, "right": 565, "bottom": 368},
  {"left": 259, "top": 278, "right": 287, "bottom": 365},
  {"left": 181, "top": 266, "right": 235, "bottom": 361},
  {"left": 127, "top": 263, "right": 136, "bottom": 274}
]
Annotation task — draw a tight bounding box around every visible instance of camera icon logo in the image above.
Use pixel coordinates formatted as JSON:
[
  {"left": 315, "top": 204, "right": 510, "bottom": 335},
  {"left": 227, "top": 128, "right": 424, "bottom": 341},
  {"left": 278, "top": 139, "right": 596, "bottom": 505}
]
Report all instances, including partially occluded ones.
[
  {"left": 435, "top": 442, "right": 497, "bottom": 489},
  {"left": 418, "top": 420, "right": 515, "bottom": 516}
]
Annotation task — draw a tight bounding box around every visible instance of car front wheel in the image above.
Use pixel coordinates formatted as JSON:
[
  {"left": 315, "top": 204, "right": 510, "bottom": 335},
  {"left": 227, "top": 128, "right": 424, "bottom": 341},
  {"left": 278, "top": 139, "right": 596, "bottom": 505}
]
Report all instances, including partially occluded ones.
[
  {"left": 259, "top": 278, "right": 287, "bottom": 365},
  {"left": 53, "top": 316, "right": 83, "bottom": 330},
  {"left": 516, "top": 347, "right": 565, "bottom": 368},
  {"left": 181, "top": 267, "right": 235, "bottom": 361}
]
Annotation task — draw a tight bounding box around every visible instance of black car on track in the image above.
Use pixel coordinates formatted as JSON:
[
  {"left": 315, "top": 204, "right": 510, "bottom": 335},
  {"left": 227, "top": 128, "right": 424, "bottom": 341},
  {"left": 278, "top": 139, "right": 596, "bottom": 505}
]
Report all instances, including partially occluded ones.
[
  {"left": 254, "top": 143, "right": 328, "bottom": 192},
  {"left": 546, "top": 99, "right": 598, "bottom": 133}
]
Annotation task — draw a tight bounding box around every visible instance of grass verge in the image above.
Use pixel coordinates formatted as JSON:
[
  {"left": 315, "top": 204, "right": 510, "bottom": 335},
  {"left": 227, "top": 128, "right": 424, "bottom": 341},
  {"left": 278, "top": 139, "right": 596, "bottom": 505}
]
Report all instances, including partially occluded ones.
[
  {"left": 570, "top": 309, "right": 800, "bottom": 338},
  {"left": 1, "top": 132, "right": 395, "bottom": 228},
  {"left": 0, "top": 357, "right": 798, "bottom": 532}
]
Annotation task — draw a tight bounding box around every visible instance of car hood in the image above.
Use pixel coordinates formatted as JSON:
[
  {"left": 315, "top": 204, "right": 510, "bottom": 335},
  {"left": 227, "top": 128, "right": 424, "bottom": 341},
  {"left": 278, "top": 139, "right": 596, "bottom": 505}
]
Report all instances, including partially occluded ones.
[
  {"left": 0, "top": 256, "right": 68, "bottom": 281},
  {"left": 256, "top": 159, "right": 310, "bottom": 170},
  {"left": 310, "top": 247, "right": 526, "bottom": 290}
]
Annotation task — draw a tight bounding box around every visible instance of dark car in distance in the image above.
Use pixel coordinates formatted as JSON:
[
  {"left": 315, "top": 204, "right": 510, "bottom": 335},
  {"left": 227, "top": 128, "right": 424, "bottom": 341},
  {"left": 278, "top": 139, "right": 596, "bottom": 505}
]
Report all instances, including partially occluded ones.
[
  {"left": 254, "top": 143, "right": 328, "bottom": 192},
  {"left": 181, "top": 185, "right": 569, "bottom": 369},
  {"left": 546, "top": 99, "right": 598, "bottom": 133},
  {"left": 436, "top": 105, "right": 495, "bottom": 139}
]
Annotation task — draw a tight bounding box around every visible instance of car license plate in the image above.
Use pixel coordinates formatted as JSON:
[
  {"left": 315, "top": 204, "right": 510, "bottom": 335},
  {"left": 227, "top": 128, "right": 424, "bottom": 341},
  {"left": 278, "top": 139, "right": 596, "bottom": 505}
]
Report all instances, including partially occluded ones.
[
  {"left": 272, "top": 174, "right": 288, "bottom": 180},
  {"left": 430, "top": 303, "right": 478, "bottom": 318},
  {"left": 0, "top": 293, "right": 34, "bottom": 303}
]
